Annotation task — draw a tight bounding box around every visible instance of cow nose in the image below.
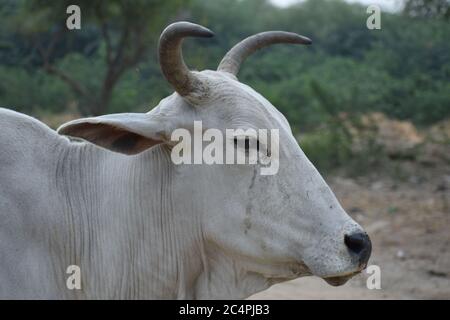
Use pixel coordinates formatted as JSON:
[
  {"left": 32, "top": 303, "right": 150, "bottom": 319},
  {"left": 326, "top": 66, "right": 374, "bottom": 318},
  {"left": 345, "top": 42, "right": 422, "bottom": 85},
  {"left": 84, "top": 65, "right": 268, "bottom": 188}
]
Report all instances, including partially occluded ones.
[{"left": 344, "top": 232, "right": 372, "bottom": 267}]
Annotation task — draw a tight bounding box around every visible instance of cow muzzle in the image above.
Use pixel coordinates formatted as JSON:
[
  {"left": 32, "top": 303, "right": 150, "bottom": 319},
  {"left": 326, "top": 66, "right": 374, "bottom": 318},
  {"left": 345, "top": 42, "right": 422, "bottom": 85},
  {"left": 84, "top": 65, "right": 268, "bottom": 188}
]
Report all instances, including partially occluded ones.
[
  {"left": 344, "top": 231, "right": 372, "bottom": 269},
  {"left": 321, "top": 231, "right": 372, "bottom": 287}
]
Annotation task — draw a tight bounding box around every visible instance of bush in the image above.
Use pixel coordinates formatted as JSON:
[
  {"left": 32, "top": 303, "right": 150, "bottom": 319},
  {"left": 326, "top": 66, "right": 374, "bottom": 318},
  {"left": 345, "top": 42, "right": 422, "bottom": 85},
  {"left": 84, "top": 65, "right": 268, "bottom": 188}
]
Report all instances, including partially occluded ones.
[{"left": 0, "top": 65, "right": 72, "bottom": 114}]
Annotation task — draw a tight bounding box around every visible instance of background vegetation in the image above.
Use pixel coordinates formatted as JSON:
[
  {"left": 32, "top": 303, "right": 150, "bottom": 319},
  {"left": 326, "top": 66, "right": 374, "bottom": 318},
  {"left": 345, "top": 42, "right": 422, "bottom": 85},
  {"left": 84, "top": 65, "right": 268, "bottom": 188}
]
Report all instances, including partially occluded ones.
[{"left": 0, "top": 0, "right": 449, "bottom": 172}]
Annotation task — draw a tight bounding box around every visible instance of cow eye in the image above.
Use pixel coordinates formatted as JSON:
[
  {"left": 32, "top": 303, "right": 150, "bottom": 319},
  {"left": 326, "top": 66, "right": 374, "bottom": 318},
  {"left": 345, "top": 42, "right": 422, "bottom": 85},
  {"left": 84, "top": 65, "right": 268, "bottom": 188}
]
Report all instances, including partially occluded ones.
[{"left": 233, "top": 137, "right": 260, "bottom": 153}]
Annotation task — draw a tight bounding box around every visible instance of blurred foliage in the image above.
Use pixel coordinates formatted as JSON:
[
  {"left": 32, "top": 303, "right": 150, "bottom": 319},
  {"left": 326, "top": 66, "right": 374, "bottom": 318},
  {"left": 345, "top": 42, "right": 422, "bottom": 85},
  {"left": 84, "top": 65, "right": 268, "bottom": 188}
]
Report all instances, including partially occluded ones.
[
  {"left": 1, "top": 0, "right": 187, "bottom": 115},
  {"left": 404, "top": 0, "right": 450, "bottom": 20},
  {"left": 0, "top": 0, "right": 449, "bottom": 172}
]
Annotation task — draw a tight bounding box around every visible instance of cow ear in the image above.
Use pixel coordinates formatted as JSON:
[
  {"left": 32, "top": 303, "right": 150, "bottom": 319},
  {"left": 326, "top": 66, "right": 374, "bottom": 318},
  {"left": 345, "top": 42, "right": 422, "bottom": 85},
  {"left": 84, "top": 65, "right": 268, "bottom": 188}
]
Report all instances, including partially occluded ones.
[{"left": 57, "top": 113, "right": 168, "bottom": 155}]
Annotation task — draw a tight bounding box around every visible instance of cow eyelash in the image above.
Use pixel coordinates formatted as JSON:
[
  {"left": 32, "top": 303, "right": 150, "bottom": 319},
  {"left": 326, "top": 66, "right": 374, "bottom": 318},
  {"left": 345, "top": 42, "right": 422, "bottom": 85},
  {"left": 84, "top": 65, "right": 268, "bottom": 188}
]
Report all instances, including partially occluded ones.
[
  {"left": 234, "top": 137, "right": 259, "bottom": 153},
  {"left": 233, "top": 137, "right": 258, "bottom": 152},
  {"left": 233, "top": 137, "right": 269, "bottom": 157}
]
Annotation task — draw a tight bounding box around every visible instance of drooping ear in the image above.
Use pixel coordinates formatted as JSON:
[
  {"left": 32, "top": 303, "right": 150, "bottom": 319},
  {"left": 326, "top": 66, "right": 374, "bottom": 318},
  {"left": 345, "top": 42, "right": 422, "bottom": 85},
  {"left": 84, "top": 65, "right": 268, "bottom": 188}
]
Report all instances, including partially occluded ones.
[{"left": 57, "top": 113, "right": 168, "bottom": 155}]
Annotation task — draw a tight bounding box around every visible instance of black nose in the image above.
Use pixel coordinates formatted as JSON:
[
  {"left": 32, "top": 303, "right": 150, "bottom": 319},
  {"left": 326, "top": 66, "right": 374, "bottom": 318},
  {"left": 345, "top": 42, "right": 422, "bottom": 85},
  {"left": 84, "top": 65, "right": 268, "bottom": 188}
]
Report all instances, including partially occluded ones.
[{"left": 344, "top": 232, "right": 372, "bottom": 266}]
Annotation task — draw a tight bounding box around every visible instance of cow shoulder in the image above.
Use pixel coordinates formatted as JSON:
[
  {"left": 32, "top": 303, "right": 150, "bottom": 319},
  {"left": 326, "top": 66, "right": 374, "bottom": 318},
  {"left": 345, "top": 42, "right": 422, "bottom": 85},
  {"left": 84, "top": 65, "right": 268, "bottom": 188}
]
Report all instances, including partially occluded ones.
[{"left": 0, "top": 108, "right": 62, "bottom": 165}]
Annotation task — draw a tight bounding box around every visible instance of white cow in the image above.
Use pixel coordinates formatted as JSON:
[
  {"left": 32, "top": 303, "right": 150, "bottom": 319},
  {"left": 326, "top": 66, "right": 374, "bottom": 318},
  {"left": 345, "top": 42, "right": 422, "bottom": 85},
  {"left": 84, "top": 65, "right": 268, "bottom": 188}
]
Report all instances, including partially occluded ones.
[{"left": 0, "top": 22, "right": 371, "bottom": 299}]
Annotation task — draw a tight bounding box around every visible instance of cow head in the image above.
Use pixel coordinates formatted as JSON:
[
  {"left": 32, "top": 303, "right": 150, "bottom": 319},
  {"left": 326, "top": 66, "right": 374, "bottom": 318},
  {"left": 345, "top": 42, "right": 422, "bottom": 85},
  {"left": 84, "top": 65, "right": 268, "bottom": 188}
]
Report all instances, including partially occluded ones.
[{"left": 58, "top": 22, "right": 371, "bottom": 293}]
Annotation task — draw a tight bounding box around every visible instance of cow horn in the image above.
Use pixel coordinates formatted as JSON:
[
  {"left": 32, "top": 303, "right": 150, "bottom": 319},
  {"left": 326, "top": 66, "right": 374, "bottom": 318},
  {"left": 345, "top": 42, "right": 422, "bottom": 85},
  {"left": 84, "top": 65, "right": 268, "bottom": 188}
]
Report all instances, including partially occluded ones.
[
  {"left": 159, "top": 21, "right": 214, "bottom": 97},
  {"left": 217, "top": 31, "right": 312, "bottom": 76}
]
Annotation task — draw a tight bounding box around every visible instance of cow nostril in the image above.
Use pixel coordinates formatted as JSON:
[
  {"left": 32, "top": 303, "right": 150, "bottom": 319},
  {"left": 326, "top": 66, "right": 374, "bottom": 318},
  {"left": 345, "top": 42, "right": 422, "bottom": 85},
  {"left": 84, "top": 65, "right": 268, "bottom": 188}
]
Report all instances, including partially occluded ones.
[
  {"left": 344, "top": 232, "right": 372, "bottom": 265},
  {"left": 344, "top": 233, "right": 365, "bottom": 254}
]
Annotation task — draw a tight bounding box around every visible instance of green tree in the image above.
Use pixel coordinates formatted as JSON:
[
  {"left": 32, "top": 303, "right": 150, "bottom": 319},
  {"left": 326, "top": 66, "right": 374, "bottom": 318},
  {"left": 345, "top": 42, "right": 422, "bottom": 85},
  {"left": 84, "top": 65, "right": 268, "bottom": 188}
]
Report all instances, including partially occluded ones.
[
  {"left": 403, "top": 0, "right": 450, "bottom": 19},
  {"left": 13, "top": 0, "right": 186, "bottom": 116}
]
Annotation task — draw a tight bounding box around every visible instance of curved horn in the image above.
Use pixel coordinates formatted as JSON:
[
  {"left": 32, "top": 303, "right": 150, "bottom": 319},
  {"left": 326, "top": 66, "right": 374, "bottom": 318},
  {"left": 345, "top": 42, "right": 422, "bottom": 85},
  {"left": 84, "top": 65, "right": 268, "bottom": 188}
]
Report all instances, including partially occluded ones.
[
  {"left": 159, "top": 21, "right": 214, "bottom": 96},
  {"left": 217, "top": 31, "right": 312, "bottom": 76}
]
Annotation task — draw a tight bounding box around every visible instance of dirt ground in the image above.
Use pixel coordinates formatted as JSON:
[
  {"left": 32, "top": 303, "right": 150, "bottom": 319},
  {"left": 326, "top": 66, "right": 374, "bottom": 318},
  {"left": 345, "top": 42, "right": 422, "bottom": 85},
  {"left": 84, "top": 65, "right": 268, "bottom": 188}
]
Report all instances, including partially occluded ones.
[{"left": 250, "top": 161, "right": 450, "bottom": 299}]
